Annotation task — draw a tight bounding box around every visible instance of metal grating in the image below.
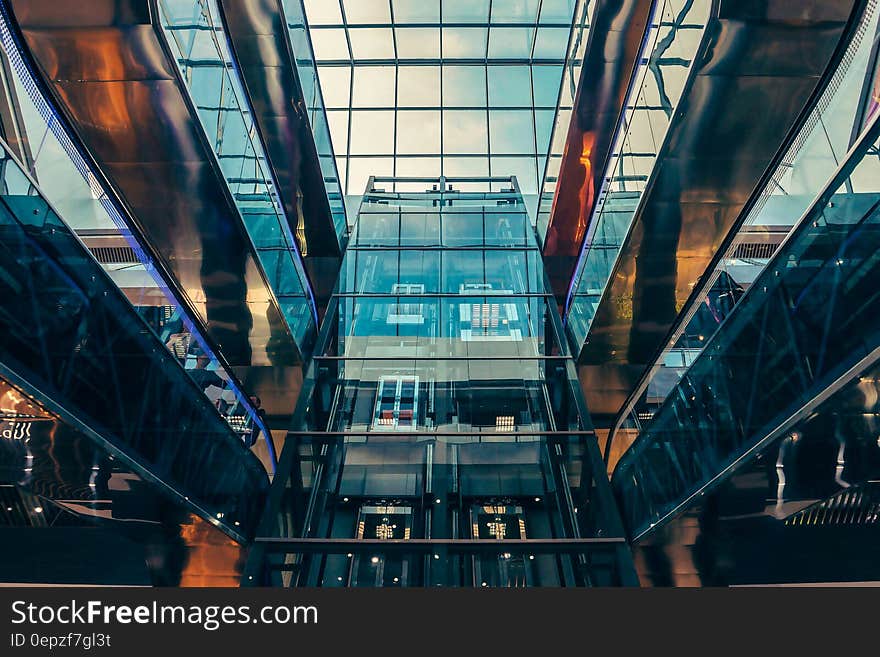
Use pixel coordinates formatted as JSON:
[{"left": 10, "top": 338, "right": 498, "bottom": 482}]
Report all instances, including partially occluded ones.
[
  {"left": 731, "top": 241, "right": 780, "bottom": 261},
  {"left": 88, "top": 245, "right": 138, "bottom": 264}
]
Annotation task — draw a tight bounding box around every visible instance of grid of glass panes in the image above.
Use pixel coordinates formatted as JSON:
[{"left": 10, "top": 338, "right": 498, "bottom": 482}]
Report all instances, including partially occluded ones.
[
  {"left": 331, "top": 176, "right": 573, "bottom": 434},
  {"left": 302, "top": 0, "right": 578, "bottom": 199}
]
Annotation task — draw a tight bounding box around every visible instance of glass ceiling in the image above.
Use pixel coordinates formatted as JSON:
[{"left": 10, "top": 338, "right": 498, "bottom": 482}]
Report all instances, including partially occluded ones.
[{"left": 302, "top": 0, "right": 579, "bottom": 202}]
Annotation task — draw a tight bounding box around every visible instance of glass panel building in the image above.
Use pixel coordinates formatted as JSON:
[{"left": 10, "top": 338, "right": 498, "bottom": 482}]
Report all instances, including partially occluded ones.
[{"left": 0, "top": 0, "right": 877, "bottom": 587}]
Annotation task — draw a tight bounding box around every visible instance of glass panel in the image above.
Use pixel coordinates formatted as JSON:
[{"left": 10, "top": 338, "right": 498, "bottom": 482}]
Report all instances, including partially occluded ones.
[
  {"left": 395, "top": 27, "right": 441, "bottom": 58},
  {"left": 442, "top": 27, "right": 488, "bottom": 59},
  {"left": 352, "top": 66, "right": 396, "bottom": 107},
  {"left": 487, "top": 66, "right": 532, "bottom": 107},
  {"left": 442, "top": 0, "right": 490, "bottom": 23},
  {"left": 397, "top": 111, "right": 442, "bottom": 154},
  {"left": 491, "top": 0, "right": 540, "bottom": 23},
  {"left": 442, "top": 65, "right": 487, "bottom": 107},
  {"left": 309, "top": 28, "right": 350, "bottom": 59},
  {"left": 489, "top": 110, "right": 536, "bottom": 154},
  {"left": 317, "top": 66, "right": 352, "bottom": 107},
  {"left": 442, "top": 110, "right": 489, "bottom": 153},
  {"left": 303, "top": 0, "right": 343, "bottom": 24},
  {"left": 397, "top": 66, "right": 441, "bottom": 107},
  {"left": 487, "top": 27, "right": 535, "bottom": 58},
  {"left": 533, "top": 27, "right": 571, "bottom": 59},
  {"left": 343, "top": 0, "right": 392, "bottom": 24},
  {"left": 349, "top": 111, "right": 395, "bottom": 154},
  {"left": 349, "top": 28, "right": 396, "bottom": 59},
  {"left": 393, "top": 0, "right": 440, "bottom": 23}
]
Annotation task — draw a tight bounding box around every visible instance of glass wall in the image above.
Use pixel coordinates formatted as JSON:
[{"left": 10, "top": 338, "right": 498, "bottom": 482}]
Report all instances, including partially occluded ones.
[
  {"left": 303, "top": 0, "right": 579, "bottom": 207},
  {"left": 0, "top": 10, "right": 272, "bottom": 456},
  {"left": 612, "top": 115, "right": 880, "bottom": 539},
  {"left": 248, "top": 177, "right": 634, "bottom": 587},
  {"left": 0, "top": 140, "right": 268, "bottom": 538},
  {"left": 610, "top": 4, "right": 880, "bottom": 457}
]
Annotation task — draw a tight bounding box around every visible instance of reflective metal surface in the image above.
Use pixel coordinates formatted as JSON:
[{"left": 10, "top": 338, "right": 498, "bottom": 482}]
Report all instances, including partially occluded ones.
[
  {"left": 608, "top": 2, "right": 880, "bottom": 466},
  {"left": 0, "top": 378, "right": 248, "bottom": 585},
  {"left": 216, "top": 0, "right": 344, "bottom": 307},
  {"left": 541, "top": 0, "right": 654, "bottom": 303},
  {"left": 576, "top": 0, "right": 860, "bottom": 422},
  {"left": 0, "top": 139, "right": 269, "bottom": 539},
  {"left": 632, "top": 363, "right": 880, "bottom": 586},
  {"left": 612, "top": 112, "right": 880, "bottom": 544},
  {"left": 3, "top": 0, "right": 309, "bottom": 418}
]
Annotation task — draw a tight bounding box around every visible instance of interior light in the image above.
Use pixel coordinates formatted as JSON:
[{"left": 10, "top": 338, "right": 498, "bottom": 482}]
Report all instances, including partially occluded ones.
[
  {"left": 371, "top": 556, "right": 380, "bottom": 564},
  {"left": 33, "top": 506, "right": 42, "bottom": 513}
]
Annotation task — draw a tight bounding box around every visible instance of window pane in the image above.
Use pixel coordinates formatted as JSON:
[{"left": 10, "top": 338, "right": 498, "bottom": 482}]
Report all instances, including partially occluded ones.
[
  {"left": 539, "top": 0, "right": 576, "bottom": 23},
  {"left": 310, "top": 29, "right": 350, "bottom": 60},
  {"left": 393, "top": 0, "right": 440, "bottom": 23},
  {"left": 343, "top": 0, "right": 391, "bottom": 24},
  {"left": 352, "top": 66, "right": 395, "bottom": 107},
  {"left": 397, "top": 66, "right": 440, "bottom": 107},
  {"left": 400, "top": 250, "right": 441, "bottom": 292},
  {"left": 326, "top": 109, "right": 349, "bottom": 154},
  {"left": 534, "top": 27, "right": 570, "bottom": 59},
  {"left": 350, "top": 111, "right": 394, "bottom": 154},
  {"left": 303, "top": 0, "right": 343, "bottom": 25},
  {"left": 442, "top": 0, "right": 490, "bottom": 22},
  {"left": 491, "top": 0, "right": 539, "bottom": 23},
  {"left": 395, "top": 157, "right": 442, "bottom": 177},
  {"left": 356, "top": 213, "right": 400, "bottom": 246},
  {"left": 488, "top": 66, "right": 532, "bottom": 107},
  {"left": 443, "top": 212, "right": 484, "bottom": 246},
  {"left": 535, "top": 109, "right": 555, "bottom": 154},
  {"left": 397, "top": 110, "right": 442, "bottom": 154},
  {"left": 318, "top": 66, "right": 351, "bottom": 107},
  {"left": 395, "top": 28, "right": 440, "bottom": 58},
  {"left": 347, "top": 156, "right": 394, "bottom": 194},
  {"left": 442, "top": 65, "right": 486, "bottom": 107},
  {"left": 349, "top": 28, "right": 395, "bottom": 59},
  {"left": 491, "top": 156, "right": 538, "bottom": 194},
  {"left": 442, "top": 28, "right": 488, "bottom": 59},
  {"left": 442, "top": 251, "right": 484, "bottom": 292},
  {"left": 489, "top": 110, "right": 535, "bottom": 154},
  {"left": 442, "top": 156, "right": 489, "bottom": 180},
  {"left": 484, "top": 211, "right": 528, "bottom": 246},
  {"left": 395, "top": 158, "right": 441, "bottom": 187},
  {"left": 442, "top": 110, "right": 488, "bottom": 154},
  {"left": 532, "top": 65, "right": 563, "bottom": 107},
  {"left": 488, "top": 27, "right": 534, "bottom": 58},
  {"left": 401, "top": 212, "right": 441, "bottom": 246}
]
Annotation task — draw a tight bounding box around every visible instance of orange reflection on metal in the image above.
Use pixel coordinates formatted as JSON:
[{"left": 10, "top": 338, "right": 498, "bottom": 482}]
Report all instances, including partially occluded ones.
[
  {"left": 178, "top": 514, "right": 247, "bottom": 587},
  {"left": 545, "top": 129, "right": 596, "bottom": 257},
  {"left": 0, "top": 378, "right": 53, "bottom": 419}
]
